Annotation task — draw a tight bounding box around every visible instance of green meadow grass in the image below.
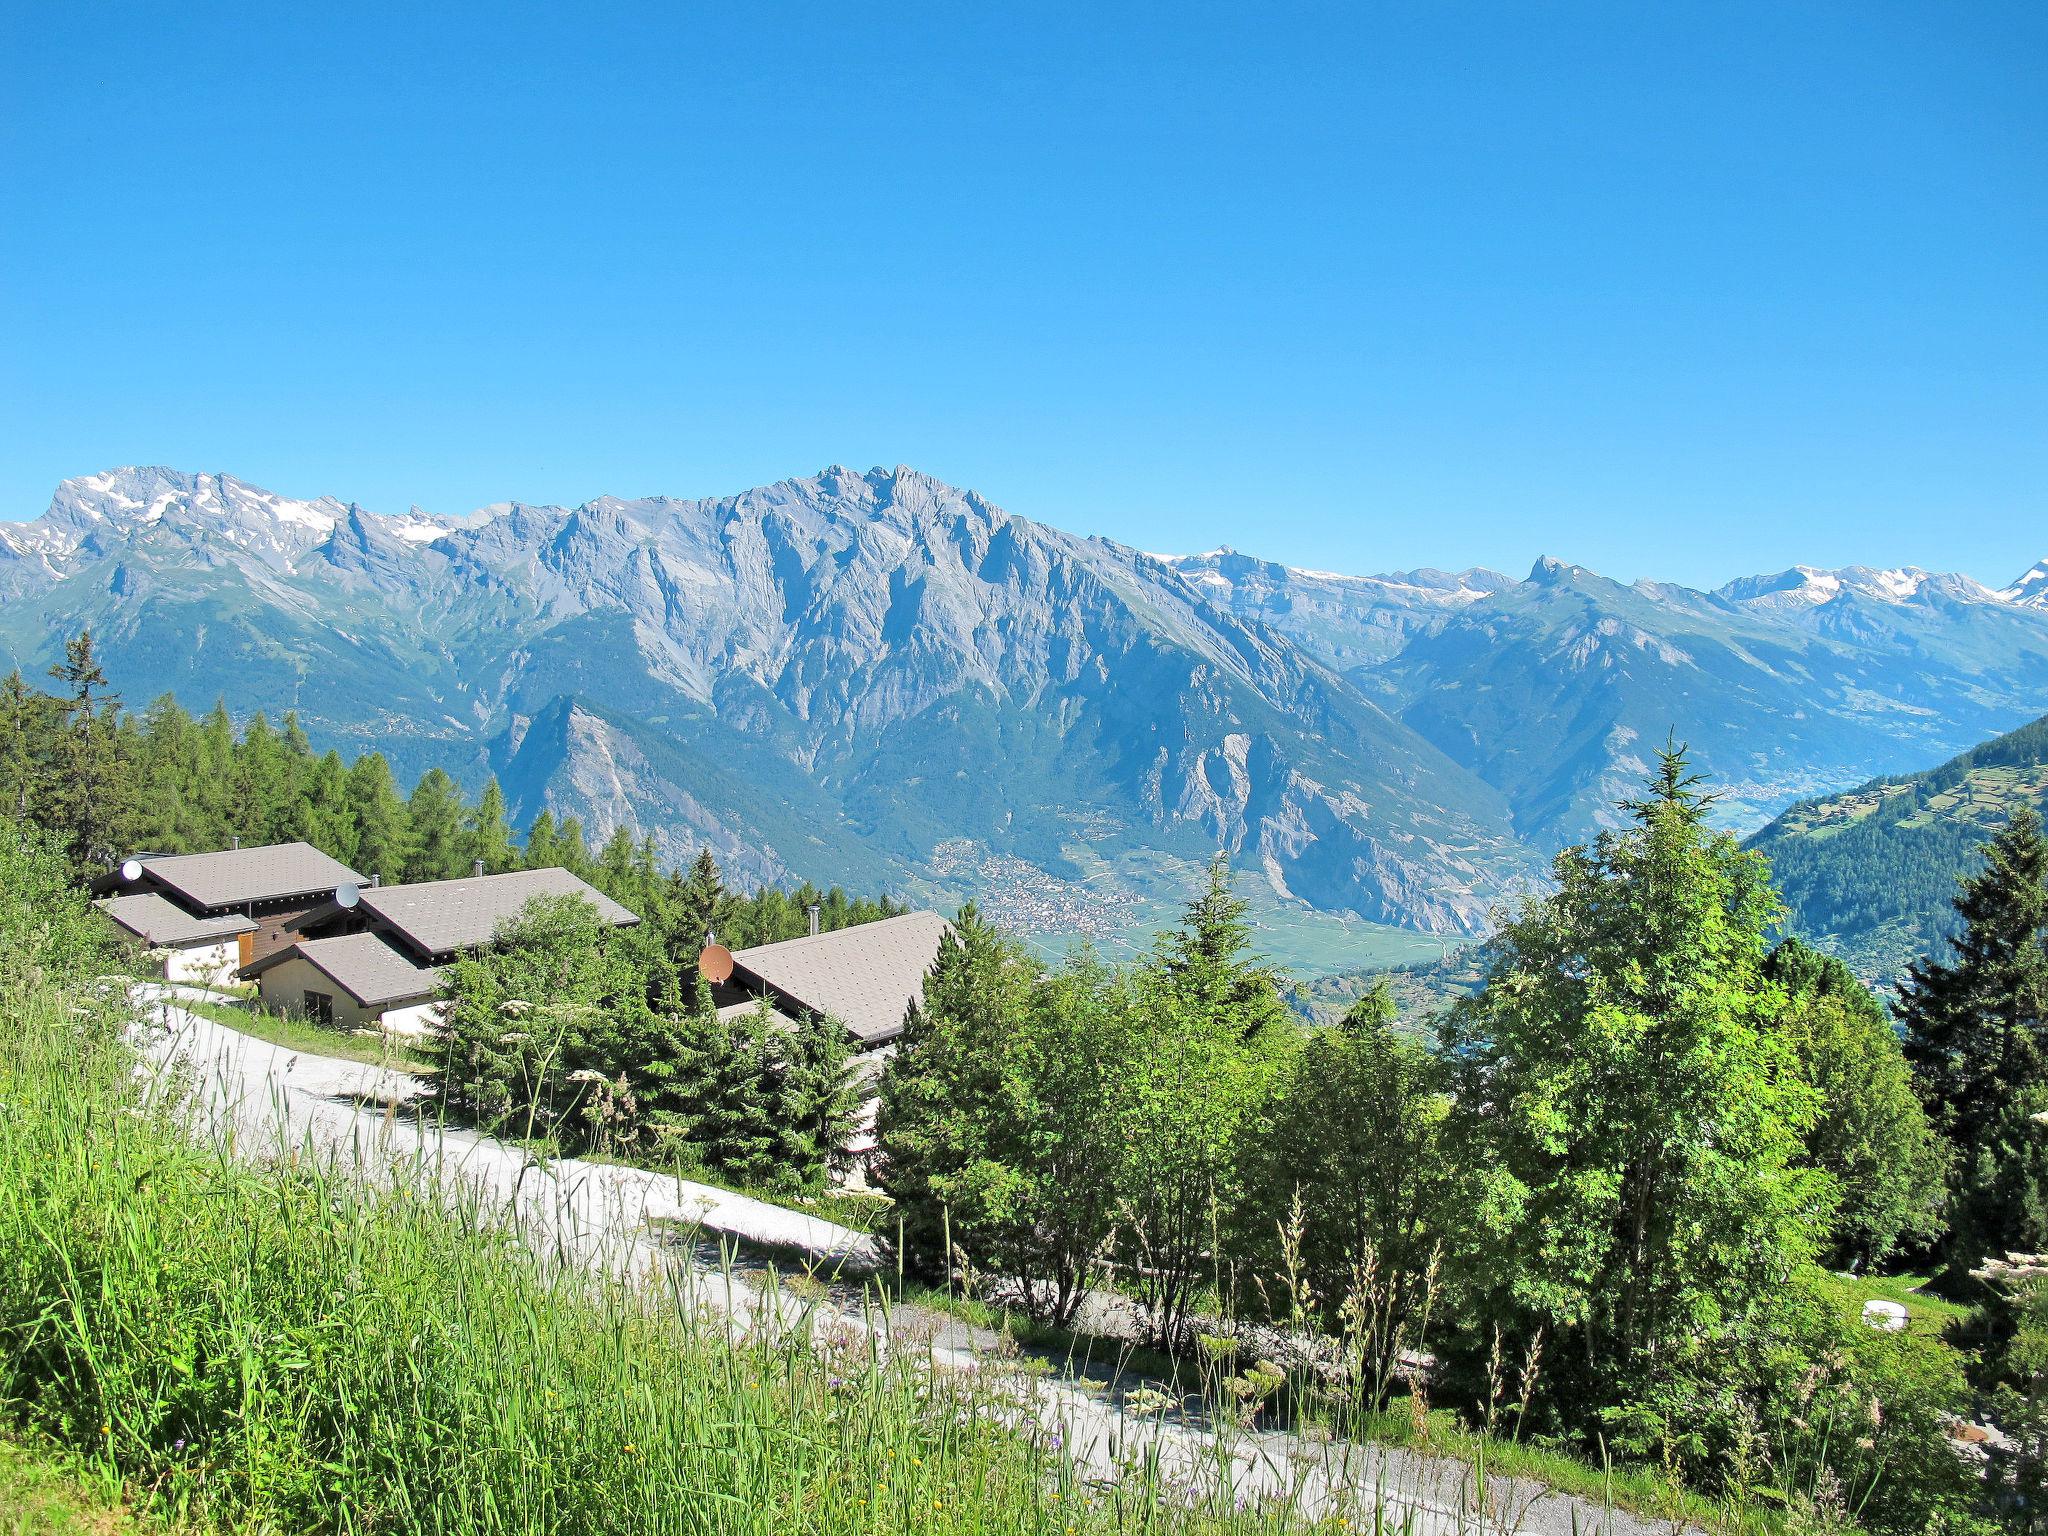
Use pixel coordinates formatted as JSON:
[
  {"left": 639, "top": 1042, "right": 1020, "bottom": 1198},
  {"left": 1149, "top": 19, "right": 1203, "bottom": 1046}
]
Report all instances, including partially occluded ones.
[{"left": 0, "top": 974, "right": 1426, "bottom": 1536}]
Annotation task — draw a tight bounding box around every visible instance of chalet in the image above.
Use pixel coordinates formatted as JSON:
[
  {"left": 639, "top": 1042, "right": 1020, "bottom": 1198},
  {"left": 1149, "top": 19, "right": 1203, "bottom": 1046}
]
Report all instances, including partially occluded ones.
[
  {"left": 714, "top": 910, "right": 951, "bottom": 1051},
  {"left": 241, "top": 865, "right": 638, "bottom": 1035},
  {"left": 707, "top": 910, "right": 949, "bottom": 1186},
  {"left": 94, "top": 841, "right": 367, "bottom": 986}
]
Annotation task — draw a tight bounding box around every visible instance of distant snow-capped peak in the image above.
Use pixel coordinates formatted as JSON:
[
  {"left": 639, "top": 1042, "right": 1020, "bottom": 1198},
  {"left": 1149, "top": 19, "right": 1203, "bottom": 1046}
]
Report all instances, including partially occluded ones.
[
  {"left": 1999, "top": 559, "right": 2048, "bottom": 609},
  {"left": 3, "top": 467, "right": 503, "bottom": 574},
  {"left": 1718, "top": 563, "right": 2015, "bottom": 610}
]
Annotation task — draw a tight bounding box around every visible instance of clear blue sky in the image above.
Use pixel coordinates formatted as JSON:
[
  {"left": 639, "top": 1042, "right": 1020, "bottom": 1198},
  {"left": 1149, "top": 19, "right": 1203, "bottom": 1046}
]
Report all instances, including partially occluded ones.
[{"left": 2, "top": 2, "right": 2041, "bottom": 587}]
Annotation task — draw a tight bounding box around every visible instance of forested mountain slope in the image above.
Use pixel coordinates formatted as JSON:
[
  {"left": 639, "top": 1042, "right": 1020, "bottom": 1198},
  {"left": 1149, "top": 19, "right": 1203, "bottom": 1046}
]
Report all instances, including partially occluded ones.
[{"left": 1748, "top": 712, "right": 2048, "bottom": 982}]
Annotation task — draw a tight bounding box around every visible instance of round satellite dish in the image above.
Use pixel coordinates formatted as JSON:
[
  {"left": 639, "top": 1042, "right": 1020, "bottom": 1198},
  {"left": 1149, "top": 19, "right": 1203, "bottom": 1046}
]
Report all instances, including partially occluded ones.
[
  {"left": 698, "top": 943, "right": 735, "bottom": 984},
  {"left": 120, "top": 858, "right": 143, "bottom": 882},
  {"left": 334, "top": 882, "right": 362, "bottom": 909}
]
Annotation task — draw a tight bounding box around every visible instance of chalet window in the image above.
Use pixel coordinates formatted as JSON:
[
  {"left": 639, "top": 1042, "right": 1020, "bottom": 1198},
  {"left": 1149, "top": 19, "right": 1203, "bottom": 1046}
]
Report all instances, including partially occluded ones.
[{"left": 303, "top": 990, "right": 335, "bottom": 1025}]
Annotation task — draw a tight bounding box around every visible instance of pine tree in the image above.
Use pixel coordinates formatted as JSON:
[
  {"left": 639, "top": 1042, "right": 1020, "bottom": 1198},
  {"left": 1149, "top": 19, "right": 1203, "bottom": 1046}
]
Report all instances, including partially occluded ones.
[{"left": 1896, "top": 808, "right": 2048, "bottom": 1274}]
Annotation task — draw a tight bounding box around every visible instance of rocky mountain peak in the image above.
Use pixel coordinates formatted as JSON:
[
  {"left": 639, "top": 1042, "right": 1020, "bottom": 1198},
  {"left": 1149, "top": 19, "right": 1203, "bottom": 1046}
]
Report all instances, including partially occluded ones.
[{"left": 1999, "top": 559, "right": 2048, "bottom": 609}]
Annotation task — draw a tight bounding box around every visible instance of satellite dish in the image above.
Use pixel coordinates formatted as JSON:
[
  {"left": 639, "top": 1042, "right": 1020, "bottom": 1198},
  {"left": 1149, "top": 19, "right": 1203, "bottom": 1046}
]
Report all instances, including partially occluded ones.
[
  {"left": 120, "top": 858, "right": 143, "bottom": 883},
  {"left": 698, "top": 943, "right": 734, "bottom": 984},
  {"left": 334, "top": 882, "right": 362, "bottom": 909}
]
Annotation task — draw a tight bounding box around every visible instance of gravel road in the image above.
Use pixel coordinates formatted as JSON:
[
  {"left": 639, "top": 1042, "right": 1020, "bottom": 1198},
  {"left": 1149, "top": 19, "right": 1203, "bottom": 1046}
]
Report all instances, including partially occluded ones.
[{"left": 134, "top": 989, "right": 1689, "bottom": 1536}]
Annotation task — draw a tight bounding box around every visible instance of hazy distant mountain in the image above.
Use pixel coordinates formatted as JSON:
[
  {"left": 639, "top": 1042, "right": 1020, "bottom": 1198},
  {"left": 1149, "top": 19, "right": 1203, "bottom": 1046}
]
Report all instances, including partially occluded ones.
[
  {"left": 1747, "top": 712, "right": 2048, "bottom": 984},
  {"left": 1184, "top": 549, "right": 2048, "bottom": 850},
  {"left": 4, "top": 464, "right": 2044, "bottom": 945}
]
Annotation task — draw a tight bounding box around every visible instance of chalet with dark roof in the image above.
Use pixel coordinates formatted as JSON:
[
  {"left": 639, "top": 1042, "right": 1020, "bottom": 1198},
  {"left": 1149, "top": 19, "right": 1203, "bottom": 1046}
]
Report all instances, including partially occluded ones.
[
  {"left": 717, "top": 910, "right": 951, "bottom": 1050},
  {"left": 94, "top": 841, "right": 365, "bottom": 984},
  {"left": 242, "top": 866, "right": 638, "bottom": 1035}
]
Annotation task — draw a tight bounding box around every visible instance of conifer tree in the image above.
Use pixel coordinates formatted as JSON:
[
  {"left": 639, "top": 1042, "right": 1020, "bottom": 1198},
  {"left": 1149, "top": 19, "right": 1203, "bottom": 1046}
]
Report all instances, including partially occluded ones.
[
  {"left": 232, "top": 712, "right": 288, "bottom": 843},
  {"left": 0, "top": 668, "right": 54, "bottom": 821},
  {"left": 462, "top": 777, "right": 519, "bottom": 875},
  {"left": 875, "top": 905, "right": 1040, "bottom": 1265},
  {"left": 522, "top": 809, "right": 561, "bottom": 870},
  {"left": 673, "top": 848, "right": 734, "bottom": 963},
  {"left": 695, "top": 1000, "right": 783, "bottom": 1188},
  {"left": 1896, "top": 808, "right": 2048, "bottom": 1274},
  {"left": 302, "top": 751, "right": 358, "bottom": 866},
  {"left": 405, "top": 768, "right": 465, "bottom": 881},
  {"left": 345, "top": 752, "right": 411, "bottom": 882},
  {"left": 1441, "top": 745, "right": 1828, "bottom": 1409},
  {"left": 46, "top": 631, "right": 130, "bottom": 870},
  {"left": 777, "top": 1010, "right": 861, "bottom": 1191}
]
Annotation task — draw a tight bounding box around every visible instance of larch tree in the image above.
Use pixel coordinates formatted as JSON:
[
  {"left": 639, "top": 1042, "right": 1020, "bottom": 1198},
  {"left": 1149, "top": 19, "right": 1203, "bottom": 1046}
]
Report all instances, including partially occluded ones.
[
  {"left": 46, "top": 630, "right": 130, "bottom": 871},
  {"left": 405, "top": 768, "right": 465, "bottom": 882}
]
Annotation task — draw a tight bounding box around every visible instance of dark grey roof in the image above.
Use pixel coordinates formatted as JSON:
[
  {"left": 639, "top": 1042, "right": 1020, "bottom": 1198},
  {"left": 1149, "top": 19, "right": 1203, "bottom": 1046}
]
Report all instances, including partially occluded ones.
[
  {"left": 110, "top": 842, "right": 364, "bottom": 910},
  {"left": 244, "top": 933, "right": 441, "bottom": 1009},
  {"left": 350, "top": 867, "right": 639, "bottom": 958},
  {"left": 96, "top": 892, "right": 255, "bottom": 947},
  {"left": 731, "top": 911, "right": 950, "bottom": 1046}
]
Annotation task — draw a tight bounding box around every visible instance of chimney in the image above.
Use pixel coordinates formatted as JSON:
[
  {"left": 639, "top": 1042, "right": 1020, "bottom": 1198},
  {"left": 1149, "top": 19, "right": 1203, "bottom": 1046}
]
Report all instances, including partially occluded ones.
[
  {"left": 370, "top": 873, "right": 380, "bottom": 887},
  {"left": 807, "top": 903, "right": 821, "bottom": 938},
  {"left": 231, "top": 835, "right": 241, "bottom": 851},
  {"left": 473, "top": 859, "right": 485, "bottom": 878}
]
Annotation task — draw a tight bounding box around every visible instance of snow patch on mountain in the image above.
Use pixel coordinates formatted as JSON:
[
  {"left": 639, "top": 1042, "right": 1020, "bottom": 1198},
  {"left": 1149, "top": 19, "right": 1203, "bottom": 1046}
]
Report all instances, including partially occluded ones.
[{"left": 1999, "top": 559, "right": 2048, "bottom": 609}]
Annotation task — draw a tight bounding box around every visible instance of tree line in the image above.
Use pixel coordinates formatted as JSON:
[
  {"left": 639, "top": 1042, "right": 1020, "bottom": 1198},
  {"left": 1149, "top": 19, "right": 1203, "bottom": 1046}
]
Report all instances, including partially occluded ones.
[
  {"left": 877, "top": 747, "right": 2048, "bottom": 1532},
  {"left": 2, "top": 633, "right": 903, "bottom": 948},
  {"left": 2, "top": 634, "right": 897, "bottom": 1191}
]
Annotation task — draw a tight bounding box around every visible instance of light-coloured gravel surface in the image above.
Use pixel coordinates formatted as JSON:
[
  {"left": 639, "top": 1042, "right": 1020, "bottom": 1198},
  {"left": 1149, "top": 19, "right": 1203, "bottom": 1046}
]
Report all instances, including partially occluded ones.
[{"left": 133, "top": 988, "right": 1688, "bottom": 1536}]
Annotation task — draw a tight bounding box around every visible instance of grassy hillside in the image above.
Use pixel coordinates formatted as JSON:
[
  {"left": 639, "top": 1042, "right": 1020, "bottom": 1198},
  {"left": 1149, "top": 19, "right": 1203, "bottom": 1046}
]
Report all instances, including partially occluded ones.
[{"left": 1748, "top": 712, "right": 2048, "bottom": 982}]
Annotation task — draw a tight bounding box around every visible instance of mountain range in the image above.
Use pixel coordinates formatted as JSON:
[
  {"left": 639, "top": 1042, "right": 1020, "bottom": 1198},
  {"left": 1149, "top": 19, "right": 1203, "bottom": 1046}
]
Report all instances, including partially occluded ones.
[{"left": 4, "top": 465, "right": 2045, "bottom": 962}]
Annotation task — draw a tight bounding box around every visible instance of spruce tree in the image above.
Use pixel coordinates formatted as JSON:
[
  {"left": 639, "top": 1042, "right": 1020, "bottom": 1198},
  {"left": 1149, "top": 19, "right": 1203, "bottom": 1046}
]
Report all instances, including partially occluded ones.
[
  {"left": 1896, "top": 808, "right": 2048, "bottom": 1274},
  {"left": 673, "top": 849, "right": 734, "bottom": 968},
  {"left": 874, "top": 905, "right": 1039, "bottom": 1265},
  {"left": 1440, "top": 745, "right": 1828, "bottom": 1411},
  {"left": 696, "top": 1001, "right": 783, "bottom": 1188},
  {"left": 777, "top": 1011, "right": 861, "bottom": 1191}
]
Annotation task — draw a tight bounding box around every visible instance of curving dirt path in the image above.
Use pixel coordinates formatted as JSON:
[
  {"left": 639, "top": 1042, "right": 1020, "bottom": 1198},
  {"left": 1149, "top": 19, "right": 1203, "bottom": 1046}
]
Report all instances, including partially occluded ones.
[{"left": 134, "top": 989, "right": 1691, "bottom": 1536}]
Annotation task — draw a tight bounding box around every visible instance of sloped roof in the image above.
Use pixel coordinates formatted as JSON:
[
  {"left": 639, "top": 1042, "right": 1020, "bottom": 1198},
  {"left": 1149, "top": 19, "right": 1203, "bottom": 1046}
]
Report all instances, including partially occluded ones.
[
  {"left": 244, "top": 933, "right": 441, "bottom": 1009},
  {"left": 730, "top": 911, "right": 950, "bottom": 1046},
  {"left": 337, "top": 867, "right": 639, "bottom": 959},
  {"left": 105, "top": 842, "right": 363, "bottom": 910},
  {"left": 96, "top": 892, "right": 255, "bottom": 947}
]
